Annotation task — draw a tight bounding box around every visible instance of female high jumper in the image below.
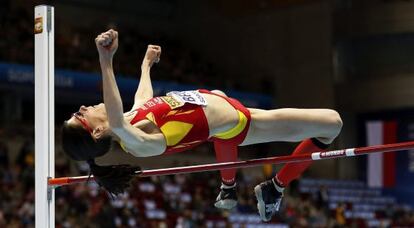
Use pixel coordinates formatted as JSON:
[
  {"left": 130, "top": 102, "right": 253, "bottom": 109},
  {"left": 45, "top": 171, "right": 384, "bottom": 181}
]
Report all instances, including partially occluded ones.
[{"left": 62, "top": 29, "right": 342, "bottom": 222}]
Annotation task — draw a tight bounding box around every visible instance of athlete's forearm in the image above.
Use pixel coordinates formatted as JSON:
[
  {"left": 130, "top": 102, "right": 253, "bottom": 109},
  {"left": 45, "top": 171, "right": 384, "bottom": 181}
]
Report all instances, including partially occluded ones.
[
  {"left": 132, "top": 45, "right": 160, "bottom": 105},
  {"left": 100, "top": 57, "right": 124, "bottom": 127},
  {"left": 135, "top": 63, "right": 153, "bottom": 101}
]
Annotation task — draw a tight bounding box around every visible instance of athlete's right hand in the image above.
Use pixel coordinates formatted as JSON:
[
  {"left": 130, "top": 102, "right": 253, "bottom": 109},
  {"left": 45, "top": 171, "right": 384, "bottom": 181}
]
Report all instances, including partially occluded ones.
[
  {"left": 143, "top": 45, "right": 161, "bottom": 67},
  {"left": 95, "top": 29, "right": 118, "bottom": 60}
]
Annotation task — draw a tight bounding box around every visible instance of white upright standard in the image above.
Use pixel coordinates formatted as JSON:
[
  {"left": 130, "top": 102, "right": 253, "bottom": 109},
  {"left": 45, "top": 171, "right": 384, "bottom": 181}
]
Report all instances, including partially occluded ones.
[{"left": 34, "top": 5, "right": 55, "bottom": 228}]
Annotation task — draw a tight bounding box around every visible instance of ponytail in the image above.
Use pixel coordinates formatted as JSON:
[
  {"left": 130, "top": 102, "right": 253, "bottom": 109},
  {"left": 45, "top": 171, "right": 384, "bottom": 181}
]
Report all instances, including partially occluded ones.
[{"left": 87, "top": 159, "right": 141, "bottom": 196}]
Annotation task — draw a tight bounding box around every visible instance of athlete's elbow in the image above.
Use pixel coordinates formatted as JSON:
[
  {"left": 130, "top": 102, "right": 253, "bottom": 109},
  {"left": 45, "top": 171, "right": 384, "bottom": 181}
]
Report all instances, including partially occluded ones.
[
  {"left": 129, "top": 146, "right": 163, "bottom": 158},
  {"left": 129, "top": 150, "right": 153, "bottom": 157}
]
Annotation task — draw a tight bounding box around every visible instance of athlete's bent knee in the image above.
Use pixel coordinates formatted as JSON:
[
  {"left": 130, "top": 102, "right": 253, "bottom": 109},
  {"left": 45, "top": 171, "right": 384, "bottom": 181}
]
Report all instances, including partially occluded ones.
[{"left": 323, "top": 109, "right": 343, "bottom": 143}]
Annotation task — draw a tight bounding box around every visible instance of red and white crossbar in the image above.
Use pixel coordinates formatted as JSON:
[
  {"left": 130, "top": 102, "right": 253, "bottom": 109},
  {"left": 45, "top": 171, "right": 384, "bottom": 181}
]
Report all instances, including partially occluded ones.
[{"left": 48, "top": 141, "right": 414, "bottom": 187}]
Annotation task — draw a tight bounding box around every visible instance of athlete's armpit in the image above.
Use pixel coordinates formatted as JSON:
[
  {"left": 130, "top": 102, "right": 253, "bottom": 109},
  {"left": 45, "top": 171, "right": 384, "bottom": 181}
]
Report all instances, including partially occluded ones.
[{"left": 112, "top": 121, "right": 166, "bottom": 157}]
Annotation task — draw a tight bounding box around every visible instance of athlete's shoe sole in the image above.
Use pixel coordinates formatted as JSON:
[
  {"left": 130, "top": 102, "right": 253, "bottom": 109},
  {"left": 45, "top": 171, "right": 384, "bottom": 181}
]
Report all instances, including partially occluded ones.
[
  {"left": 214, "top": 199, "right": 237, "bottom": 210},
  {"left": 254, "top": 184, "right": 272, "bottom": 222}
]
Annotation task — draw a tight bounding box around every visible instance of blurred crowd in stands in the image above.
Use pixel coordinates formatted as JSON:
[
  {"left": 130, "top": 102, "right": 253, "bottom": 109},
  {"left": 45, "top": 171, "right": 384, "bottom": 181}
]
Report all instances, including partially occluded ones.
[
  {"left": 1, "top": 126, "right": 414, "bottom": 227},
  {"left": 0, "top": 2, "right": 267, "bottom": 93}
]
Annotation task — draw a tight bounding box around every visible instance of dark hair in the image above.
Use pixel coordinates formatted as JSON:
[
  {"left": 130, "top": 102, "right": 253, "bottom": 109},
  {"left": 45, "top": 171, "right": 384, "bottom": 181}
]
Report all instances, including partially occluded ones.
[
  {"left": 61, "top": 121, "right": 140, "bottom": 196},
  {"left": 61, "top": 121, "right": 112, "bottom": 161}
]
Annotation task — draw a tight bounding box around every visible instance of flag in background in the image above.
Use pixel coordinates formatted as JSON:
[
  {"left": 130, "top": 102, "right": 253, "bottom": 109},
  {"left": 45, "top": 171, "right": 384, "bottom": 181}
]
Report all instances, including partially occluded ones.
[{"left": 366, "top": 120, "right": 397, "bottom": 188}]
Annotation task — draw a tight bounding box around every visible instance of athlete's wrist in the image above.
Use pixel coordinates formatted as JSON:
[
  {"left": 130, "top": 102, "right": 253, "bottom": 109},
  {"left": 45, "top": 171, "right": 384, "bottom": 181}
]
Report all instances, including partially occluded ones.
[
  {"left": 141, "top": 62, "right": 151, "bottom": 70},
  {"left": 99, "top": 55, "right": 113, "bottom": 64},
  {"left": 141, "top": 60, "right": 153, "bottom": 69}
]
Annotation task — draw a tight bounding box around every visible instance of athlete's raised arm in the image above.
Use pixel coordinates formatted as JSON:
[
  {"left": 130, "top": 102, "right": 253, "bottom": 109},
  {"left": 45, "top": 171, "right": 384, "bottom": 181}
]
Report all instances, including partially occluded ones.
[
  {"left": 95, "top": 30, "right": 165, "bottom": 156},
  {"left": 95, "top": 29, "right": 125, "bottom": 128},
  {"left": 130, "top": 45, "right": 161, "bottom": 111}
]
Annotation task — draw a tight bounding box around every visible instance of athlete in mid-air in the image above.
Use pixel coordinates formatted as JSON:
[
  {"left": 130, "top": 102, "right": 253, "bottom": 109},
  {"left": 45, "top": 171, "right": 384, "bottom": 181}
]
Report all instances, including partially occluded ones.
[{"left": 62, "top": 29, "right": 342, "bottom": 221}]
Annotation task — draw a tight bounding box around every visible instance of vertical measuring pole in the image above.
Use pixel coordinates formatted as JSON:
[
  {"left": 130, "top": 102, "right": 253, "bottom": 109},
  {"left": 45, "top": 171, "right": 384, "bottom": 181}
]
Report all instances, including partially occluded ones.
[{"left": 34, "top": 5, "right": 55, "bottom": 228}]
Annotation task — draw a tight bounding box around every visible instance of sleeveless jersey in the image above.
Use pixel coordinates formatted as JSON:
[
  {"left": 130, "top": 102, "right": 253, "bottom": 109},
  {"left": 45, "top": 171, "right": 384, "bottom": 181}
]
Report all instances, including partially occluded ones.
[{"left": 129, "top": 91, "right": 209, "bottom": 154}]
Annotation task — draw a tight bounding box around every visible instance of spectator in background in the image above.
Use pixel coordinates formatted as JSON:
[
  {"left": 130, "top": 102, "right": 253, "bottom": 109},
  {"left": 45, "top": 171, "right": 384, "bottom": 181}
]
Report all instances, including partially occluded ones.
[
  {"left": 0, "top": 210, "right": 5, "bottom": 227},
  {"left": 335, "top": 202, "right": 347, "bottom": 227},
  {"left": 0, "top": 141, "right": 9, "bottom": 168},
  {"left": 16, "top": 139, "right": 33, "bottom": 169},
  {"left": 316, "top": 184, "right": 329, "bottom": 213}
]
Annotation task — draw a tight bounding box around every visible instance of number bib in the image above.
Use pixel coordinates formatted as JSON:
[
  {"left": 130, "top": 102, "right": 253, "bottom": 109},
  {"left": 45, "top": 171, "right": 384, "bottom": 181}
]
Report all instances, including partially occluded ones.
[{"left": 166, "top": 90, "right": 208, "bottom": 106}]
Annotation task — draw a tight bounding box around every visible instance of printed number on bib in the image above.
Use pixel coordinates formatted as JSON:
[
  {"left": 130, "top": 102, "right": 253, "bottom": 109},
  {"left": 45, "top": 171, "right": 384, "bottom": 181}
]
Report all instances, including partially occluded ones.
[{"left": 167, "top": 90, "right": 208, "bottom": 106}]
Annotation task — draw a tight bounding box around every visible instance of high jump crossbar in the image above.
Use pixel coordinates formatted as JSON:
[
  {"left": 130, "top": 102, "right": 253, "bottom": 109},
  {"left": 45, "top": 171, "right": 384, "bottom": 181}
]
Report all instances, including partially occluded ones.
[{"left": 49, "top": 140, "right": 414, "bottom": 187}]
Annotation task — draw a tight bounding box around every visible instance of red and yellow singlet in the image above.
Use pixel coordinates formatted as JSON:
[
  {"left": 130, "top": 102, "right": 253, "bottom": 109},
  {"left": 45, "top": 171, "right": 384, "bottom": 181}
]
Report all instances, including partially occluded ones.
[{"left": 126, "top": 89, "right": 251, "bottom": 154}]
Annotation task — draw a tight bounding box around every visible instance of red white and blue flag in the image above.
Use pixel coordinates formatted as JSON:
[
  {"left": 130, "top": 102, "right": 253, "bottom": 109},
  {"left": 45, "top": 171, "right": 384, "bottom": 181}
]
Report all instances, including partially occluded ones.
[{"left": 366, "top": 120, "right": 397, "bottom": 188}]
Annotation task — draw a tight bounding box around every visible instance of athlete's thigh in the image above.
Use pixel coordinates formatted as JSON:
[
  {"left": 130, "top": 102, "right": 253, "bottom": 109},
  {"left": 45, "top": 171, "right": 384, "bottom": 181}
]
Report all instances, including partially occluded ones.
[
  {"left": 241, "top": 108, "right": 341, "bottom": 146},
  {"left": 241, "top": 108, "right": 280, "bottom": 145}
]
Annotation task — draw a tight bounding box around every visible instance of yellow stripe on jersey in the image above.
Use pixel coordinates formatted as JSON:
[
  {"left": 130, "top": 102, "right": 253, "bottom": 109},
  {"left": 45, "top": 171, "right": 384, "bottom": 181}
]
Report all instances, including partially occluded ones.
[
  {"left": 214, "top": 110, "right": 248, "bottom": 140},
  {"left": 160, "top": 121, "right": 194, "bottom": 146}
]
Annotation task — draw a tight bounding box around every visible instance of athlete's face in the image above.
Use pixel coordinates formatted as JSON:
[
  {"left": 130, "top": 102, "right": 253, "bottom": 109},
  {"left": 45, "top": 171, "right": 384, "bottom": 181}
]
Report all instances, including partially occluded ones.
[{"left": 67, "top": 103, "right": 107, "bottom": 132}]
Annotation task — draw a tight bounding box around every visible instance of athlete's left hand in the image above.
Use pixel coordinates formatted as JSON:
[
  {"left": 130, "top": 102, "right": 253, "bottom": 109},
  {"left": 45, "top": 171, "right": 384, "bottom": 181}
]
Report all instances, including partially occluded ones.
[{"left": 142, "top": 45, "right": 161, "bottom": 67}]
